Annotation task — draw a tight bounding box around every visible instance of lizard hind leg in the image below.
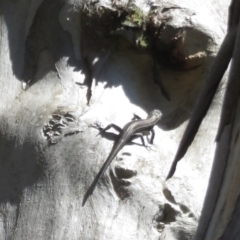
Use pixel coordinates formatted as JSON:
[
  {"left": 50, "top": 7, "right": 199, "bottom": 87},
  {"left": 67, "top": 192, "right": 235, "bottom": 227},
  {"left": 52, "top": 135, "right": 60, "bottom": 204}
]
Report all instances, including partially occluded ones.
[
  {"left": 130, "top": 133, "right": 146, "bottom": 146},
  {"left": 130, "top": 134, "right": 153, "bottom": 151}
]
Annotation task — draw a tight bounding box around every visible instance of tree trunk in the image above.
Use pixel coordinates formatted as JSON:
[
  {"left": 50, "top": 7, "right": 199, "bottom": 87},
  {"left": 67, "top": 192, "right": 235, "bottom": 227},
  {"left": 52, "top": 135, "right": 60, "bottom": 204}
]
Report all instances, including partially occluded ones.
[
  {"left": 194, "top": 0, "right": 240, "bottom": 239},
  {"left": 0, "top": 0, "right": 230, "bottom": 239}
]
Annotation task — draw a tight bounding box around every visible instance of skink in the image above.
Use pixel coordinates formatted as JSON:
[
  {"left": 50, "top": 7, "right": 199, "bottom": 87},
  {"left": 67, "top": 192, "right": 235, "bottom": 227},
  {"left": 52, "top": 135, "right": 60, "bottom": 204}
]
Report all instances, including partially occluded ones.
[{"left": 82, "top": 109, "right": 162, "bottom": 206}]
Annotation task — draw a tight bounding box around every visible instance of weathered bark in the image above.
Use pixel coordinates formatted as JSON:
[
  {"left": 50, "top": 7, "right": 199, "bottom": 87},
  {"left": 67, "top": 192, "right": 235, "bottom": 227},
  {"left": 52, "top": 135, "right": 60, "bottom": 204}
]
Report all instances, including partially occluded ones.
[
  {"left": 194, "top": 0, "right": 240, "bottom": 239},
  {"left": 0, "top": 0, "right": 230, "bottom": 239}
]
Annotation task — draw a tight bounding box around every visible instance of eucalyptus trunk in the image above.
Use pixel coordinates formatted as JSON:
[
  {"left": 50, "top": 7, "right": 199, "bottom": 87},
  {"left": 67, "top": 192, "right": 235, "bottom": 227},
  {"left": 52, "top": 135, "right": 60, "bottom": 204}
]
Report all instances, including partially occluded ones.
[{"left": 0, "top": 0, "right": 233, "bottom": 239}]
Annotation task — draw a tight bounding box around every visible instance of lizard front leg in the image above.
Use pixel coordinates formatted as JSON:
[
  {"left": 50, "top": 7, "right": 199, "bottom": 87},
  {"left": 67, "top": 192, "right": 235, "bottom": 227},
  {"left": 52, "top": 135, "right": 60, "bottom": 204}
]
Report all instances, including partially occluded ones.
[{"left": 149, "top": 129, "right": 155, "bottom": 144}]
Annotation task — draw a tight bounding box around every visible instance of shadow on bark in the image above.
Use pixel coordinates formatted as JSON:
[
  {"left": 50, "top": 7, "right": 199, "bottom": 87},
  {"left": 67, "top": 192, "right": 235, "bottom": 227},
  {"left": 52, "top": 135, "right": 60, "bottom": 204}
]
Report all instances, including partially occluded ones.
[
  {"left": 0, "top": 135, "right": 44, "bottom": 204},
  {"left": 3, "top": 0, "right": 216, "bottom": 132},
  {"left": 3, "top": 0, "right": 81, "bottom": 86}
]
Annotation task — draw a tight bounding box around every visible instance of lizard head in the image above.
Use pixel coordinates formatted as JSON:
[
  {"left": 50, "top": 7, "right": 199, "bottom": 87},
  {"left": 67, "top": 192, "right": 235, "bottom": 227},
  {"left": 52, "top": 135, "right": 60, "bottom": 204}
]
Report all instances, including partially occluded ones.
[{"left": 148, "top": 109, "right": 162, "bottom": 119}]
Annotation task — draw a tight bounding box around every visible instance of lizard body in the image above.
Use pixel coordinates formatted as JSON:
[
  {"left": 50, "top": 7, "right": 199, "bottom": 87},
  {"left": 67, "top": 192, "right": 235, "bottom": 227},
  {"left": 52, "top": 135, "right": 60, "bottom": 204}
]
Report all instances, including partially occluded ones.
[{"left": 82, "top": 109, "right": 162, "bottom": 206}]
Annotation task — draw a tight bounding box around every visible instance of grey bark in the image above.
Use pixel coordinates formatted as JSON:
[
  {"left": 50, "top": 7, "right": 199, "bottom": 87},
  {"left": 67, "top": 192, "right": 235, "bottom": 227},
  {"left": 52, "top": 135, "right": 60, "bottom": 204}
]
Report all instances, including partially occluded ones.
[
  {"left": 0, "top": 0, "right": 231, "bottom": 239},
  {"left": 194, "top": 0, "right": 240, "bottom": 239}
]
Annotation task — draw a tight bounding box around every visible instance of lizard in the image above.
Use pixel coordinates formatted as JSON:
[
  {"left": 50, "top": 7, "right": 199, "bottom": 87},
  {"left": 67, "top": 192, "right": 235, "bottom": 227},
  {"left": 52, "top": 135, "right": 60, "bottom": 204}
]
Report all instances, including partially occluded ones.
[{"left": 82, "top": 109, "right": 162, "bottom": 206}]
